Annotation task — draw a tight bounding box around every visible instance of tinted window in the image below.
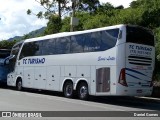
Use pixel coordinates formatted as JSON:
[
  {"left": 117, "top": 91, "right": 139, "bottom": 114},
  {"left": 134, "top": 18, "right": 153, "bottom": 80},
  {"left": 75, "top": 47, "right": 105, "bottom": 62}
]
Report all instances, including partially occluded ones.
[
  {"left": 19, "top": 28, "right": 119, "bottom": 57},
  {"left": 11, "top": 43, "right": 22, "bottom": 56},
  {"left": 71, "top": 29, "right": 119, "bottom": 53},
  {"left": 126, "top": 26, "right": 154, "bottom": 46},
  {"left": 10, "top": 42, "right": 23, "bottom": 71},
  {"left": 19, "top": 42, "right": 40, "bottom": 59},
  {"left": 70, "top": 34, "right": 84, "bottom": 53},
  {"left": 43, "top": 39, "right": 56, "bottom": 55},
  {"left": 83, "top": 32, "right": 100, "bottom": 52},
  {"left": 34, "top": 41, "right": 42, "bottom": 56},
  {"left": 56, "top": 37, "right": 70, "bottom": 54},
  {"left": 84, "top": 29, "right": 119, "bottom": 52}
]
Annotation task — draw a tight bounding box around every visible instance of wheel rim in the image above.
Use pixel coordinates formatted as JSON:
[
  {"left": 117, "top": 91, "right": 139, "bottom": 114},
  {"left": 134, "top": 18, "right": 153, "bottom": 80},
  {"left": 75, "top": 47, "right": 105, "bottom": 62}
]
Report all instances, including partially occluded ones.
[
  {"left": 65, "top": 84, "right": 73, "bottom": 96},
  {"left": 79, "top": 86, "right": 88, "bottom": 98},
  {"left": 17, "top": 81, "right": 22, "bottom": 90}
]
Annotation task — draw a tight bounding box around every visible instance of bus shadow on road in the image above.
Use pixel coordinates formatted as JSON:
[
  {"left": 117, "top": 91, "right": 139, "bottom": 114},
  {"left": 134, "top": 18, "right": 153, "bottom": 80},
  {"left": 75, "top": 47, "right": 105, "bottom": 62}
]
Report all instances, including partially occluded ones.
[
  {"left": 27, "top": 89, "right": 160, "bottom": 111},
  {"left": 89, "top": 96, "right": 160, "bottom": 111}
]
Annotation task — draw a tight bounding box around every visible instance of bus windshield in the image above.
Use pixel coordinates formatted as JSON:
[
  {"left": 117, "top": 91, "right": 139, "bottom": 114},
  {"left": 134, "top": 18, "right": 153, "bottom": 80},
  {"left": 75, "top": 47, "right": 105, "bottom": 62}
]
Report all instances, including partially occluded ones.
[
  {"left": 11, "top": 44, "right": 22, "bottom": 56},
  {"left": 9, "top": 42, "right": 22, "bottom": 72},
  {"left": 126, "top": 26, "right": 154, "bottom": 46}
]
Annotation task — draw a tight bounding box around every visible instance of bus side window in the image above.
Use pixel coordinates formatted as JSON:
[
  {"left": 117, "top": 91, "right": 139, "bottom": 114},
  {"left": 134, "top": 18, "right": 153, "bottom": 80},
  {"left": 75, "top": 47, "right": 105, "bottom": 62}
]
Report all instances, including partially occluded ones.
[
  {"left": 43, "top": 39, "right": 56, "bottom": 55},
  {"left": 70, "top": 35, "right": 84, "bottom": 53},
  {"left": 100, "top": 29, "right": 119, "bottom": 51},
  {"left": 19, "top": 42, "right": 40, "bottom": 59},
  {"left": 83, "top": 32, "right": 100, "bottom": 52},
  {"left": 56, "top": 37, "right": 70, "bottom": 54}
]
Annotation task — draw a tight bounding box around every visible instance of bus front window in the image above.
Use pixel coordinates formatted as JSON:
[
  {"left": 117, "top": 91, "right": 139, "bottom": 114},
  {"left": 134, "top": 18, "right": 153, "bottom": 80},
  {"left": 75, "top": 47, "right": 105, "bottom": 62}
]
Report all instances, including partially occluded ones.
[{"left": 9, "top": 43, "right": 22, "bottom": 72}]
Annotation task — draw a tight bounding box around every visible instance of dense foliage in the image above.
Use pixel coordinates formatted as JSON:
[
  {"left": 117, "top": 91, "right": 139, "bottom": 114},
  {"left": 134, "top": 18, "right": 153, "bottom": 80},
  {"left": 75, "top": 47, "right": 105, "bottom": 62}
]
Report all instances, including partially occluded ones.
[
  {"left": 1, "top": 0, "right": 160, "bottom": 80},
  {"left": 0, "top": 40, "right": 17, "bottom": 49}
]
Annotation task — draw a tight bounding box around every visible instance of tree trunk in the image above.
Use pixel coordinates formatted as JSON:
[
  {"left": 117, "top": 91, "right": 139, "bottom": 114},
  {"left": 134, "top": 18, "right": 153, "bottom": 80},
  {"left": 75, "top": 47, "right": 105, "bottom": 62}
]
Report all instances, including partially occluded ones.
[{"left": 58, "top": 0, "right": 61, "bottom": 19}]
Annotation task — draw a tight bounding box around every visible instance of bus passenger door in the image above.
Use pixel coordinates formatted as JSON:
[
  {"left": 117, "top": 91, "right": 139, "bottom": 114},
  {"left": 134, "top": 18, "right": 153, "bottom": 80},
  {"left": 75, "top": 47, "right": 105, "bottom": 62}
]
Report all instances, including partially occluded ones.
[
  {"left": 46, "top": 66, "right": 60, "bottom": 91},
  {"left": 34, "top": 67, "right": 46, "bottom": 89}
]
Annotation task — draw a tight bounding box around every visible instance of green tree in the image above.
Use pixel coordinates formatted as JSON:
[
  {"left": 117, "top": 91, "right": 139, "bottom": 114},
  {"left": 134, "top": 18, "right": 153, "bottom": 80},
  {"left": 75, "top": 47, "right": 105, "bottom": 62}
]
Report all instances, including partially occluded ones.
[
  {"left": 28, "top": 0, "right": 101, "bottom": 34},
  {"left": 78, "top": 0, "right": 100, "bottom": 12},
  {"left": 44, "top": 15, "right": 62, "bottom": 34},
  {"left": 27, "top": 0, "right": 70, "bottom": 19},
  {"left": 96, "top": 2, "right": 114, "bottom": 15},
  {"left": 60, "top": 16, "right": 70, "bottom": 32},
  {"left": 27, "top": 0, "right": 100, "bottom": 19},
  {"left": 0, "top": 40, "right": 17, "bottom": 49}
]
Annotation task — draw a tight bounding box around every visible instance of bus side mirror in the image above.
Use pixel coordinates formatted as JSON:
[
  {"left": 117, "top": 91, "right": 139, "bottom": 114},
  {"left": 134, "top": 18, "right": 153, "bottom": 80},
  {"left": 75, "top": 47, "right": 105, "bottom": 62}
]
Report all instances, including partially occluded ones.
[
  {"left": 9, "top": 55, "right": 15, "bottom": 59},
  {"left": 5, "top": 59, "right": 9, "bottom": 65},
  {"left": 118, "top": 30, "right": 122, "bottom": 39}
]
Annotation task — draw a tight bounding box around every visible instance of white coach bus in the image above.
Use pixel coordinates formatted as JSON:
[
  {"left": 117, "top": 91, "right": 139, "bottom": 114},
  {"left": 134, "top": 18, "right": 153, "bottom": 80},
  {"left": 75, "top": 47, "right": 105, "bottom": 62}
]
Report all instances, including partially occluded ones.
[{"left": 7, "top": 24, "right": 155, "bottom": 100}]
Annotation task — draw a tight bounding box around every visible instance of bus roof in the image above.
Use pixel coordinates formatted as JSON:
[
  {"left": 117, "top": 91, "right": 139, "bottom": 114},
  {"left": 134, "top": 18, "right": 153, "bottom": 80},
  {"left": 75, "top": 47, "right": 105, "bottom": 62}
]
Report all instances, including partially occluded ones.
[{"left": 24, "top": 24, "right": 125, "bottom": 43}]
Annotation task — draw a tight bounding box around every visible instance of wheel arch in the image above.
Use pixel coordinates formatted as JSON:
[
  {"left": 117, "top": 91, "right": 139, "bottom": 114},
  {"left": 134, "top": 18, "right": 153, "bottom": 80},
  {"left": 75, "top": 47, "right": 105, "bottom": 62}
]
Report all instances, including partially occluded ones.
[
  {"left": 61, "top": 78, "right": 74, "bottom": 92},
  {"left": 74, "top": 79, "right": 88, "bottom": 91},
  {"left": 15, "top": 76, "right": 23, "bottom": 86}
]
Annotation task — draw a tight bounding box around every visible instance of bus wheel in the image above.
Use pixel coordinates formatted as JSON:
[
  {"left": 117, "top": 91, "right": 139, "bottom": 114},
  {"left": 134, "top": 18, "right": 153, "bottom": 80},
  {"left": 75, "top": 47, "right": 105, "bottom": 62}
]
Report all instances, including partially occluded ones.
[
  {"left": 63, "top": 81, "right": 73, "bottom": 98},
  {"left": 77, "top": 82, "right": 88, "bottom": 100},
  {"left": 16, "top": 79, "right": 22, "bottom": 91}
]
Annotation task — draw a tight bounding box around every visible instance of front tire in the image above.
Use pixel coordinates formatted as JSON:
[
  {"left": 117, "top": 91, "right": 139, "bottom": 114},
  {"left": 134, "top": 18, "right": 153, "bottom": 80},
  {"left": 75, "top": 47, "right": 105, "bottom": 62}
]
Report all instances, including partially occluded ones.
[
  {"left": 16, "top": 79, "right": 22, "bottom": 91},
  {"left": 63, "top": 81, "right": 73, "bottom": 98},
  {"left": 77, "top": 82, "right": 89, "bottom": 100}
]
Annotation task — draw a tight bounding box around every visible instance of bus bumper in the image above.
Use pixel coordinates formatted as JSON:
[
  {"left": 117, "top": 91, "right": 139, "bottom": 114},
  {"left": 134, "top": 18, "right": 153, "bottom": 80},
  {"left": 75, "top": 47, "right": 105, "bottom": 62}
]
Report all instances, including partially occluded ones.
[{"left": 116, "top": 87, "right": 153, "bottom": 96}]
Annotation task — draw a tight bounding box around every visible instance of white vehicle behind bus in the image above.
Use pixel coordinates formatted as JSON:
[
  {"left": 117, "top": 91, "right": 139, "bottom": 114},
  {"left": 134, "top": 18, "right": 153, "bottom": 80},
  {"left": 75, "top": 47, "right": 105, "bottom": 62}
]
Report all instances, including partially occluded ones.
[{"left": 7, "top": 24, "right": 155, "bottom": 100}]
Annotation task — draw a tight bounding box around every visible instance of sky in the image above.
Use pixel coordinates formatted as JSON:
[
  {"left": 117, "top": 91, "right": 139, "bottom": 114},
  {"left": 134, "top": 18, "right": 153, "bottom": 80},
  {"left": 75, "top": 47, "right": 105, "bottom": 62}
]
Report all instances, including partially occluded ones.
[{"left": 0, "top": 0, "right": 134, "bottom": 40}]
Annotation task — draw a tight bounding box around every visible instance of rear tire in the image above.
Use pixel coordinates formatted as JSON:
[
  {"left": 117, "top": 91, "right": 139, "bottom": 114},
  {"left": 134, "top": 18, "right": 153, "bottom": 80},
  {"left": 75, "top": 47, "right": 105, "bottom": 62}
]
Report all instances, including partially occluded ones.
[
  {"left": 77, "top": 82, "right": 89, "bottom": 100},
  {"left": 16, "top": 79, "right": 22, "bottom": 91},
  {"left": 63, "top": 81, "right": 73, "bottom": 98}
]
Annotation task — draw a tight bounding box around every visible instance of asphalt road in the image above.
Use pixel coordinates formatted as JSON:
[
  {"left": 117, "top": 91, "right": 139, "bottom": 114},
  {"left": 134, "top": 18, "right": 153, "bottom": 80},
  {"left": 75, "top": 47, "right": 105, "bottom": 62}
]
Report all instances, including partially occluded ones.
[{"left": 0, "top": 87, "right": 160, "bottom": 120}]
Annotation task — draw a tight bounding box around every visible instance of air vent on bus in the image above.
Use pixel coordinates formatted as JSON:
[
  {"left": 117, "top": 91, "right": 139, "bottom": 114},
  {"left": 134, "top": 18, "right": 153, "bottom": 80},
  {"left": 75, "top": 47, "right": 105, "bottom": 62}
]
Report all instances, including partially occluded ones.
[{"left": 128, "top": 56, "right": 152, "bottom": 66}]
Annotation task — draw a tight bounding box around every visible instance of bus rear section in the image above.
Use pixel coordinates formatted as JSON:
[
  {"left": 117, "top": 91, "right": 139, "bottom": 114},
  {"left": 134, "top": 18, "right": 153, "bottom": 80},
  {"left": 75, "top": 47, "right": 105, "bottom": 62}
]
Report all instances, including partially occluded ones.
[{"left": 117, "top": 25, "right": 155, "bottom": 96}]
